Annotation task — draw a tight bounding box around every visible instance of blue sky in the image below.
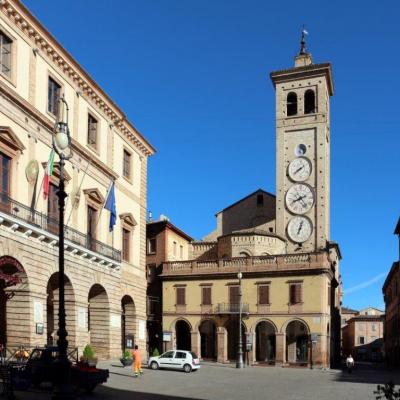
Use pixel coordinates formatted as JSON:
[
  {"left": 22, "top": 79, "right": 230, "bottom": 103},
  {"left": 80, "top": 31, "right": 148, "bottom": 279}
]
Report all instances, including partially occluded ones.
[{"left": 24, "top": 0, "right": 399, "bottom": 310}]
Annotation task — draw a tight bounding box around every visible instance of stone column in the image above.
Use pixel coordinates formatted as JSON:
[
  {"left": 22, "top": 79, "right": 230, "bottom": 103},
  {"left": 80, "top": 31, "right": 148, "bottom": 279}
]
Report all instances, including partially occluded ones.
[
  {"left": 249, "top": 332, "right": 256, "bottom": 365},
  {"left": 191, "top": 331, "right": 200, "bottom": 358},
  {"left": 275, "top": 333, "right": 285, "bottom": 366},
  {"left": 217, "top": 327, "right": 227, "bottom": 363}
]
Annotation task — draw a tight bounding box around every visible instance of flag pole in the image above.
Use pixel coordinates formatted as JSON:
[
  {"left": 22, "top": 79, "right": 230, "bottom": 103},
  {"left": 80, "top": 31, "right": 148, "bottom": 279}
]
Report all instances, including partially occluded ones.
[
  {"left": 65, "top": 159, "right": 91, "bottom": 227},
  {"left": 94, "top": 179, "right": 114, "bottom": 233}
]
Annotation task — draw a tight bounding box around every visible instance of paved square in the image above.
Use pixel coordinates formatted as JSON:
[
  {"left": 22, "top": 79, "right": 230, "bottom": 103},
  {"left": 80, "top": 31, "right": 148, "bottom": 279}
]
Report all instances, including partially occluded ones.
[{"left": 15, "top": 361, "right": 400, "bottom": 400}]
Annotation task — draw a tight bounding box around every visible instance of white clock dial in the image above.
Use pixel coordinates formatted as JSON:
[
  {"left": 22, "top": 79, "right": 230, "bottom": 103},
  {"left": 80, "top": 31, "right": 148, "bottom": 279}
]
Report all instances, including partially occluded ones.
[
  {"left": 288, "top": 157, "right": 311, "bottom": 182},
  {"left": 285, "top": 184, "right": 315, "bottom": 214},
  {"left": 287, "top": 216, "right": 313, "bottom": 243}
]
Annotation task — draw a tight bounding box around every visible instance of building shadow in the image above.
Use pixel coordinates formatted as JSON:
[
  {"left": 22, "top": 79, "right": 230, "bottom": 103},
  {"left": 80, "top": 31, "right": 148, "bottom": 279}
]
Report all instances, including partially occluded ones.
[{"left": 333, "top": 363, "right": 400, "bottom": 386}]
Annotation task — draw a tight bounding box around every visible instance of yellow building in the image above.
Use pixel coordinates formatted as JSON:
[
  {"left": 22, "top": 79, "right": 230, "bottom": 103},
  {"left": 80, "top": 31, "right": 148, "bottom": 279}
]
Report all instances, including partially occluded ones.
[
  {"left": 161, "top": 37, "right": 341, "bottom": 368},
  {"left": 0, "top": 0, "right": 154, "bottom": 359}
]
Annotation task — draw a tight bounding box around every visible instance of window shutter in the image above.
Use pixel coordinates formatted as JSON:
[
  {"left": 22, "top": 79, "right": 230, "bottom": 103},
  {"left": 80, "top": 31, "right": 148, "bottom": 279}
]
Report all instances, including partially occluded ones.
[
  {"left": 229, "top": 286, "right": 239, "bottom": 304},
  {"left": 259, "top": 285, "right": 269, "bottom": 305},
  {"left": 296, "top": 284, "right": 302, "bottom": 303},
  {"left": 177, "top": 287, "right": 185, "bottom": 305},
  {"left": 290, "top": 285, "right": 296, "bottom": 304},
  {"left": 202, "top": 287, "right": 211, "bottom": 305}
]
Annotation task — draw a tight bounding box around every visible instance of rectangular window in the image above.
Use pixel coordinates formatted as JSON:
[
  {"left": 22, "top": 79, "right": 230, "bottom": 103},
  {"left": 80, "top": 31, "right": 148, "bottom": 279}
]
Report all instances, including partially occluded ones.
[
  {"left": 258, "top": 285, "right": 270, "bottom": 305},
  {"left": 148, "top": 238, "right": 156, "bottom": 254},
  {"left": 229, "top": 286, "right": 239, "bottom": 305},
  {"left": 202, "top": 287, "right": 212, "bottom": 305},
  {"left": 173, "top": 241, "right": 177, "bottom": 256},
  {"left": 48, "top": 77, "right": 61, "bottom": 117},
  {"left": 179, "top": 245, "right": 183, "bottom": 259},
  {"left": 0, "top": 31, "right": 12, "bottom": 78},
  {"left": 176, "top": 287, "right": 185, "bottom": 305},
  {"left": 87, "top": 114, "right": 98, "bottom": 149},
  {"left": 122, "top": 228, "right": 130, "bottom": 262},
  {"left": 0, "top": 151, "right": 11, "bottom": 197},
  {"left": 123, "top": 149, "right": 131, "bottom": 179},
  {"left": 87, "top": 206, "right": 97, "bottom": 240},
  {"left": 289, "top": 283, "right": 302, "bottom": 304},
  {"left": 358, "top": 336, "right": 365, "bottom": 345},
  {"left": 372, "top": 324, "right": 376, "bottom": 332}
]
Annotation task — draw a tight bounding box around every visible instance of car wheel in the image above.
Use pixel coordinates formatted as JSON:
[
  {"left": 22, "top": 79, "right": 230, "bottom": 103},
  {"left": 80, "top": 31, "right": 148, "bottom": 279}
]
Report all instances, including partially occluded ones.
[
  {"left": 183, "top": 364, "right": 192, "bottom": 373},
  {"left": 151, "top": 361, "right": 159, "bottom": 370}
]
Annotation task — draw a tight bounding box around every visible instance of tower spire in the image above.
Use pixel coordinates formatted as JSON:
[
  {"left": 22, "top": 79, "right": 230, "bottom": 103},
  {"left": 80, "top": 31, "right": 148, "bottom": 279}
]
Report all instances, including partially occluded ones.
[
  {"left": 299, "top": 27, "right": 308, "bottom": 55},
  {"left": 294, "top": 26, "right": 312, "bottom": 67}
]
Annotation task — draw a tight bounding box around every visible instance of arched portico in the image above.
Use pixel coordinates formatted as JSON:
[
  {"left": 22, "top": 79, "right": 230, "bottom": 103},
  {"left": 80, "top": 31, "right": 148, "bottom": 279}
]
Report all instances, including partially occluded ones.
[
  {"left": 121, "top": 295, "right": 136, "bottom": 351},
  {"left": 175, "top": 319, "right": 191, "bottom": 351},
  {"left": 199, "top": 319, "right": 217, "bottom": 360},
  {"left": 225, "top": 319, "right": 246, "bottom": 361},
  {"left": 46, "top": 272, "right": 76, "bottom": 347},
  {"left": 255, "top": 320, "right": 276, "bottom": 364},
  {"left": 285, "top": 319, "right": 310, "bottom": 365},
  {"left": 88, "top": 284, "right": 110, "bottom": 359}
]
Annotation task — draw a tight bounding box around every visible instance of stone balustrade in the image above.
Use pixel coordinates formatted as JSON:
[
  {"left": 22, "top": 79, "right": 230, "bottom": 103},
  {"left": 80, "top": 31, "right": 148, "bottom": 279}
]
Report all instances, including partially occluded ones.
[{"left": 162, "top": 252, "right": 332, "bottom": 276}]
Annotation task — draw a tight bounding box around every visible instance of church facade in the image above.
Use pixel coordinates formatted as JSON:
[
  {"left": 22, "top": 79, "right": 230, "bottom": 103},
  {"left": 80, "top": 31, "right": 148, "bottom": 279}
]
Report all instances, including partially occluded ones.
[{"left": 161, "top": 40, "right": 341, "bottom": 368}]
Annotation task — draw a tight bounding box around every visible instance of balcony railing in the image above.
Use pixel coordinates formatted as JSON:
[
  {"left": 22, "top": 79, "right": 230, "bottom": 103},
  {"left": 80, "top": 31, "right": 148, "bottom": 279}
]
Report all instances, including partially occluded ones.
[
  {"left": 0, "top": 192, "right": 121, "bottom": 263},
  {"left": 215, "top": 303, "right": 250, "bottom": 314}
]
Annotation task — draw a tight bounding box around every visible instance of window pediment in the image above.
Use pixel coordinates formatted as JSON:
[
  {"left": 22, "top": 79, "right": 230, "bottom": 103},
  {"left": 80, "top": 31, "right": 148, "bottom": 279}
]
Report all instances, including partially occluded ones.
[
  {"left": 83, "top": 188, "right": 105, "bottom": 208},
  {"left": 119, "top": 212, "right": 137, "bottom": 229},
  {"left": 0, "top": 126, "right": 25, "bottom": 155}
]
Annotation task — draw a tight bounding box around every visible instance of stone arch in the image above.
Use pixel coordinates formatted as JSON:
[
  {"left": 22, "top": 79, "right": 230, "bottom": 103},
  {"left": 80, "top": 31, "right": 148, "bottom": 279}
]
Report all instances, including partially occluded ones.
[
  {"left": 250, "top": 318, "right": 278, "bottom": 333},
  {"left": 285, "top": 319, "right": 310, "bottom": 364},
  {"left": 225, "top": 319, "right": 247, "bottom": 361},
  {"left": 121, "top": 295, "right": 136, "bottom": 350},
  {"left": 0, "top": 256, "right": 29, "bottom": 346},
  {"left": 198, "top": 319, "right": 217, "bottom": 360},
  {"left": 175, "top": 319, "right": 191, "bottom": 351},
  {"left": 287, "top": 92, "right": 298, "bottom": 116},
  {"left": 304, "top": 89, "right": 316, "bottom": 114},
  {"left": 88, "top": 284, "right": 110, "bottom": 359},
  {"left": 46, "top": 272, "right": 76, "bottom": 348},
  {"left": 169, "top": 317, "right": 193, "bottom": 332},
  {"left": 255, "top": 320, "right": 277, "bottom": 363},
  {"left": 238, "top": 249, "right": 252, "bottom": 258}
]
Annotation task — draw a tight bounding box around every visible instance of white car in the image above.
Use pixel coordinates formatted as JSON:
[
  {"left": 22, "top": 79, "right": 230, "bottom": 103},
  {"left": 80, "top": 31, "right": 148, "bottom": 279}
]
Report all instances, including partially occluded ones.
[{"left": 148, "top": 350, "right": 200, "bottom": 373}]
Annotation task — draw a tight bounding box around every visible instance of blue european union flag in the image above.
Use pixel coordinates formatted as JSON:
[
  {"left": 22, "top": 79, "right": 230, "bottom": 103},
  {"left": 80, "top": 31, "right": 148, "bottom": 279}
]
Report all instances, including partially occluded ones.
[{"left": 104, "top": 182, "right": 117, "bottom": 232}]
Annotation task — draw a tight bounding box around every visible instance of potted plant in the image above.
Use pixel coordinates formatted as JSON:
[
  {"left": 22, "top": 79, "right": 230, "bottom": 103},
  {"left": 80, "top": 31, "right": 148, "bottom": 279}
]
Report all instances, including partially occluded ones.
[
  {"left": 152, "top": 348, "right": 160, "bottom": 357},
  {"left": 82, "top": 344, "right": 97, "bottom": 367},
  {"left": 120, "top": 350, "right": 133, "bottom": 367}
]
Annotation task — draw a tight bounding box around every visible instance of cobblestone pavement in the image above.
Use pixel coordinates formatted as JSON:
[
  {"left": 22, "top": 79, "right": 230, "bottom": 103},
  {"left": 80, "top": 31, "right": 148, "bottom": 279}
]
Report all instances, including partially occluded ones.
[{"left": 13, "top": 361, "right": 400, "bottom": 400}]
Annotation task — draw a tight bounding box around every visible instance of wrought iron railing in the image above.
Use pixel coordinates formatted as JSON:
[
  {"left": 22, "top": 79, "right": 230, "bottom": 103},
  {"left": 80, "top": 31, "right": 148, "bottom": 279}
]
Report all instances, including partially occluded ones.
[
  {"left": 0, "top": 193, "right": 121, "bottom": 262},
  {"left": 215, "top": 303, "right": 250, "bottom": 314}
]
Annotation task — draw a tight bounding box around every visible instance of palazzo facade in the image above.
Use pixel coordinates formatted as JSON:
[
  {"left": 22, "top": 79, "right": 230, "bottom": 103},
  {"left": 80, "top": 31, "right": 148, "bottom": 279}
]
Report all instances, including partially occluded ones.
[
  {"left": 162, "top": 42, "right": 342, "bottom": 368},
  {"left": 0, "top": 1, "right": 154, "bottom": 359}
]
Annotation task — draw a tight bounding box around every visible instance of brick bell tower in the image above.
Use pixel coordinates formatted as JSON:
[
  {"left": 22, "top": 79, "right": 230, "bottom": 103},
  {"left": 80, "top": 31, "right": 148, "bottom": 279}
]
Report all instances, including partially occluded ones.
[{"left": 270, "top": 32, "right": 334, "bottom": 254}]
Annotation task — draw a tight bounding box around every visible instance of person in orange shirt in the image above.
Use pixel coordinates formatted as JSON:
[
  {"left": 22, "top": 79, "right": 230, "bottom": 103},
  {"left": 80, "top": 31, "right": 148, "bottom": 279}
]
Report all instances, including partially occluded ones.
[{"left": 132, "top": 345, "right": 143, "bottom": 377}]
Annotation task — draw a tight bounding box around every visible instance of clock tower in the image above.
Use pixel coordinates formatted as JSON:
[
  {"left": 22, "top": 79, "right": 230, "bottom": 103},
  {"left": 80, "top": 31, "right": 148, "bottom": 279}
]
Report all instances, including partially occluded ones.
[{"left": 270, "top": 34, "right": 334, "bottom": 253}]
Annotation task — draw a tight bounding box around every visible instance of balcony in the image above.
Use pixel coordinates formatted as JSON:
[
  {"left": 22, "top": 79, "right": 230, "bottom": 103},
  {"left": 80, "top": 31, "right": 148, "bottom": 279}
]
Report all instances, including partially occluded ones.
[
  {"left": 215, "top": 303, "right": 250, "bottom": 315},
  {"left": 0, "top": 192, "right": 121, "bottom": 267}
]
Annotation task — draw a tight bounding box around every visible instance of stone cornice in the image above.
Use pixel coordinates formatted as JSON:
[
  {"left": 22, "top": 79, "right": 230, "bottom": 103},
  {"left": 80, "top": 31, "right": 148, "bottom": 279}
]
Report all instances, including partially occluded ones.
[{"left": 0, "top": 0, "right": 156, "bottom": 157}]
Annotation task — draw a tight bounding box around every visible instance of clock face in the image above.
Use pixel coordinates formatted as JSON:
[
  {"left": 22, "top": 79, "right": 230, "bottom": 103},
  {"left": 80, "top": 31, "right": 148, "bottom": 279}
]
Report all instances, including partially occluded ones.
[
  {"left": 288, "top": 157, "right": 311, "bottom": 182},
  {"left": 285, "top": 184, "right": 315, "bottom": 214},
  {"left": 287, "top": 216, "right": 313, "bottom": 243}
]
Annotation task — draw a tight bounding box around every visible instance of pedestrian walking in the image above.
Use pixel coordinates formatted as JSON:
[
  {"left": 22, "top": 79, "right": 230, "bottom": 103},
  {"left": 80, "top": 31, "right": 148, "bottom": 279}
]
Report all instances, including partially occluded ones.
[
  {"left": 346, "top": 354, "right": 354, "bottom": 374},
  {"left": 132, "top": 345, "right": 143, "bottom": 378}
]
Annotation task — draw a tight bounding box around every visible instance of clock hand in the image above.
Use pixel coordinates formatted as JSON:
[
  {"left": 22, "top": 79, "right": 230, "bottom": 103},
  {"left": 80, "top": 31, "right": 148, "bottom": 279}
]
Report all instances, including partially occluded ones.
[
  {"left": 291, "top": 195, "right": 305, "bottom": 205},
  {"left": 297, "top": 221, "right": 304, "bottom": 235},
  {"left": 294, "top": 166, "right": 304, "bottom": 174}
]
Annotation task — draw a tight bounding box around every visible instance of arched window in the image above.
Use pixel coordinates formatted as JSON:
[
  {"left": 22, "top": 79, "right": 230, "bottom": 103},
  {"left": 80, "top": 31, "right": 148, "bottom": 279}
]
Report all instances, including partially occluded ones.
[
  {"left": 304, "top": 89, "right": 316, "bottom": 114},
  {"left": 286, "top": 92, "right": 297, "bottom": 116}
]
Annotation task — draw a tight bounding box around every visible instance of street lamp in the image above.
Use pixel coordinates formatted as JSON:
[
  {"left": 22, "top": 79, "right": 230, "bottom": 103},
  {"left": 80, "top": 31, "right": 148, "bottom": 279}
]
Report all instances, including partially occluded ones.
[
  {"left": 236, "top": 271, "right": 244, "bottom": 369},
  {"left": 52, "top": 95, "right": 74, "bottom": 400}
]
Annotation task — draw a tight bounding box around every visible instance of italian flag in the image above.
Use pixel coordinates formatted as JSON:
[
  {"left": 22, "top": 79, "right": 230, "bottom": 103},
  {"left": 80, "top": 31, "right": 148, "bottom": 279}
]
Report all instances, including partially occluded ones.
[{"left": 43, "top": 149, "right": 55, "bottom": 200}]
